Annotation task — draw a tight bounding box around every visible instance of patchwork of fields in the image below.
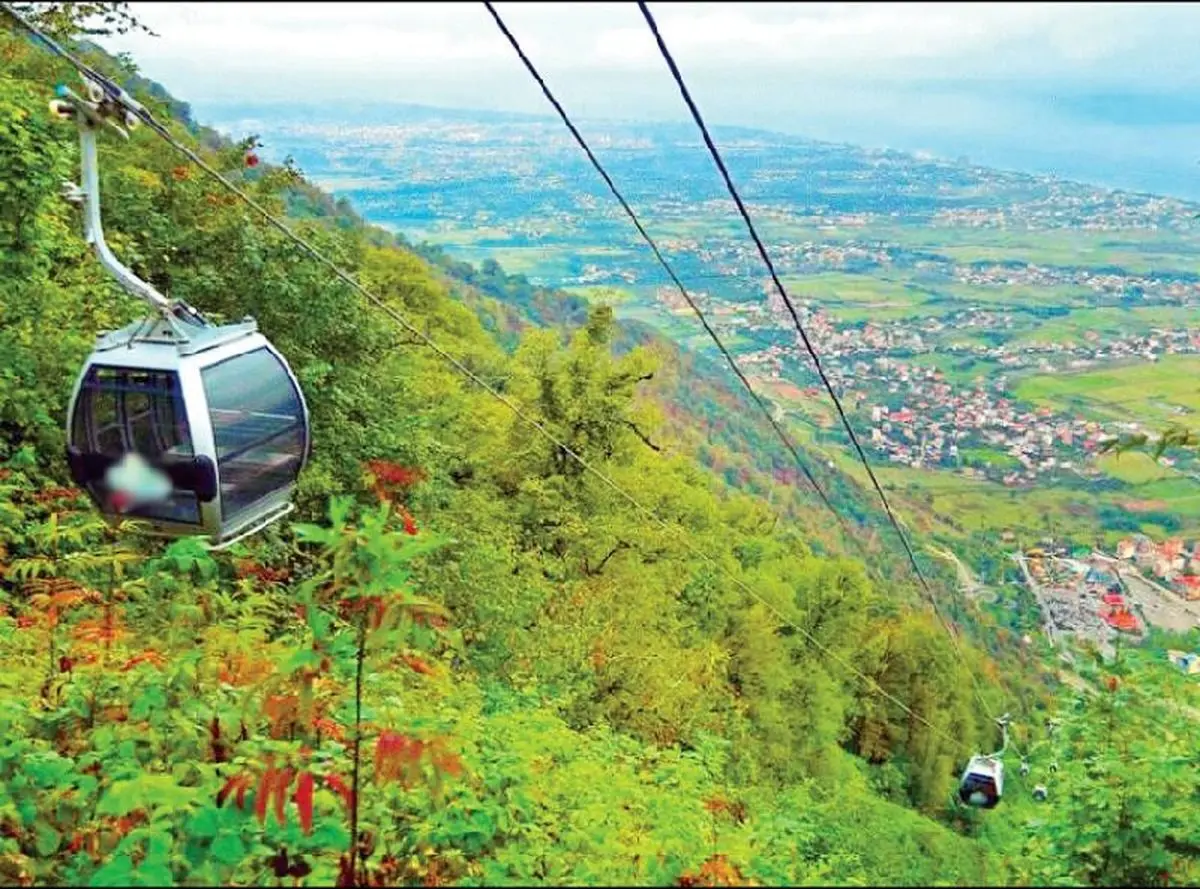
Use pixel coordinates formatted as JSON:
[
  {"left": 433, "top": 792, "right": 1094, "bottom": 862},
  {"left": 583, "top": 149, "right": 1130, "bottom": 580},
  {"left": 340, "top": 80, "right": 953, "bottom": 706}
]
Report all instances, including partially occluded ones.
[{"left": 222, "top": 104, "right": 1200, "bottom": 546}]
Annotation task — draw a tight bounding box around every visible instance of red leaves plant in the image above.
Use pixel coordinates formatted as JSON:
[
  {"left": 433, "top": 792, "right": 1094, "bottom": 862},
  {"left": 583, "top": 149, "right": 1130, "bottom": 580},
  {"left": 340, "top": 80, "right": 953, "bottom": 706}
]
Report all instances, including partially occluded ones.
[
  {"left": 703, "top": 797, "right": 748, "bottom": 824},
  {"left": 216, "top": 773, "right": 254, "bottom": 811},
  {"left": 234, "top": 559, "right": 291, "bottom": 586},
  {"left": 374, "top": 730, "right": 423, "bottom": 786},
  {"left": 313, "top": 715, "right": 346, "bottom": 743},
  {"left": 366, "top": 460, "right": 426, "bottom": 492},
  {"left": 26, "top": 581, "right": 95, "bottom": 628},
  {"left": 253, "top": 761, "right": 294, "bottom": 827},
  {"left": 72, "top": 611, "right": 125, "bottom": 647},
  {"left": 364, "top": 460, "right": 426, "bottom": 510},
  {"left": 218, "top": 762, "right": 317, "bottom": 835},
  {"left": 374, "top": 731, "right": 463, "bottom": 787},
  {"left": 209, "top": 716, "right": 227, "bottom": 763},
  {"left": 294, "top": 772, "right": 315, "bottom": 834},
  {"left": 400, "top": 507, "right": 419, "bottom": 536},
  {"left": 339, "top": 595, "right": 390, "bottom": 631},
  {"left": 31, "top": 486, "right": 81, "bottom": 504},
  {"left": 325, "top": 773, "right": 355, "bottom": 814},
  {"left": 338, "top": 594, "right": 441, "bottom": 633},
  {"left": 217, "top": 652, "right": 275, "bottom": 687}
]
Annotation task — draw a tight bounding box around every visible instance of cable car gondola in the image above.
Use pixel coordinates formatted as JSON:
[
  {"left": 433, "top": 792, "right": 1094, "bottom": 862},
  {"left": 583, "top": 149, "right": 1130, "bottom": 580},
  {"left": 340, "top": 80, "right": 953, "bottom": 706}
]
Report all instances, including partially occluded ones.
[
  {"left": 958, "top": 713, "right": 1011, "bottom": 809},
  {"left": 958, "top": 753, "right": 1004, "bottom": 809},
  {"left": 52, "top": 75, "right": 310, "bottom": 549}
]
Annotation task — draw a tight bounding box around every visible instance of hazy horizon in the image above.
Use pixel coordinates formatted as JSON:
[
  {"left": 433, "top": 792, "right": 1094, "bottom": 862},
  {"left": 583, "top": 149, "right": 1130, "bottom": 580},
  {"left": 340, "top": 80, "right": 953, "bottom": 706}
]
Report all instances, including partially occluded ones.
[{"left": 99, "top": 2, "right": 1200, "bottom": 200}]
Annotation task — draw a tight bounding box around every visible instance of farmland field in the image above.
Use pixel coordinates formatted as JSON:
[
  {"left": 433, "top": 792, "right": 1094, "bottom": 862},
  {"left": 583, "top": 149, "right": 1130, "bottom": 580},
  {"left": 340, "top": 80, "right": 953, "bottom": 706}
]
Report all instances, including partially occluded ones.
[{"left": 1013, "top": 357, "right": 1200, "bottom": 426}]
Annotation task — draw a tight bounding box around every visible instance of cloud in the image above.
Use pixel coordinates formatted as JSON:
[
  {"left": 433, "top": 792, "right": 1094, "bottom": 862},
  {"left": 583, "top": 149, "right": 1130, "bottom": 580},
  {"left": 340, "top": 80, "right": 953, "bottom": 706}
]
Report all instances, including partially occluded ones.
[
  {"left": 89, "top": 3, "right": 1200, "bottom": 198},
  {"left": 101, "top": 2, "right": 1200, "bottom": 90}
]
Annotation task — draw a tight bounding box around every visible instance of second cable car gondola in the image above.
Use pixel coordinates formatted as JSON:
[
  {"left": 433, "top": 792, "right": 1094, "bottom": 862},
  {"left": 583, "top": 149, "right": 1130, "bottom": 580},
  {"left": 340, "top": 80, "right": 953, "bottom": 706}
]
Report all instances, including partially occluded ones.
[{"left": 53, "top": 74, "right": 310, "bottom": 549}]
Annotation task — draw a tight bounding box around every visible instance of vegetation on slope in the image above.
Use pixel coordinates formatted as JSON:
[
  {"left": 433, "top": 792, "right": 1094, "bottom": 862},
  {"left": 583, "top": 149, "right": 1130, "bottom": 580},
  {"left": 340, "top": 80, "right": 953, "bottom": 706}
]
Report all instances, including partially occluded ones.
[{"left": 0, "top": 6, "right": 1198, "bottom": 887}]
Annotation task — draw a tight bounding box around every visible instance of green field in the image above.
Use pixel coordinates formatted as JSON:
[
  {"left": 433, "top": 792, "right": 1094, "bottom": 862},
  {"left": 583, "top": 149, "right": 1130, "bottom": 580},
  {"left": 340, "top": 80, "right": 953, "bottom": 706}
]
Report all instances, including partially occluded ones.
[
  {"left": 778, "top": 272, "right": 947, "bottom": 321},
  {"left": 959, "top": 447, "right": 1021, "bottom": 471},
  {"left": 863, "top": 224, "right": 1200, "bottom": 274},
  {"left": 1013, "top": 356, "right": 1200, "bottom": 426},
  {"left": 1096, "top": 451, "right": 1179, "bottom": 484},
  {"left": 907, "top": 353, "right": 1010, "bottom": 385},
  {"left": 563, "top": 285, "right": 637, "bottom": 305},
  {"left": 1012, "top": 307, "right": 1200, "bottom": 345}
]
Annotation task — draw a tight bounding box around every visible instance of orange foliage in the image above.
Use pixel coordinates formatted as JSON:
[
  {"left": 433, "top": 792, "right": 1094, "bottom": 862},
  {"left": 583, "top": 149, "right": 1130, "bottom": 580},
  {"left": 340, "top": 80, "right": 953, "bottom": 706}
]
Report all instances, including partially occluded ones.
[
  {"left": 100, "top": 704, "right": 128, "bottom": 723},
  {"left": 120, "top": 649, "right": 167, "bottom": 672},
  {"left": 374, "top": 731, "right": 424, "bottom": 786},
  {"left": 72, "top": 612, "right": 125, "bottom": 646},
  {"left": 339, "top": 595, "right": 390, "bottom": 631},
  {"left": 31, "top": 486, "right": 82, "bottom": 504},
  {"left": 26, "top": 580, "right": 97, "bottom": 629},
  {"left": 400, "top": 652, "right": 436, "bottom": 676},
  {"left": 412, "top": 608, "right": 449, "bottom": 630},
  {"left": 234, "top": 559, "right": 291, "bottom": 586},
  {"left": 430, "top": 747, "right": 463, "bottom": 779},
  {"left": 313, "top": 716, "right": 346, "bottom": 743},
  {"left": 263, "top": 694, "right": 301, "bottom": 739},
  {"left": 677, "top": 855, "right": 750, "bottom": 887},
  {"left": 217, "top": 652, "right": 275, "bottom": 687}
]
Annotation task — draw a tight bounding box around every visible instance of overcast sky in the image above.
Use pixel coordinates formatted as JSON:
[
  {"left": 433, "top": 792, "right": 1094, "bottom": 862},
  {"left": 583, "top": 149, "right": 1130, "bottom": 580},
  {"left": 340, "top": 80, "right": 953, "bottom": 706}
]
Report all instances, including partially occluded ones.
[{"left": 96, "top": 2, "right": 1200, "bottom": 198}]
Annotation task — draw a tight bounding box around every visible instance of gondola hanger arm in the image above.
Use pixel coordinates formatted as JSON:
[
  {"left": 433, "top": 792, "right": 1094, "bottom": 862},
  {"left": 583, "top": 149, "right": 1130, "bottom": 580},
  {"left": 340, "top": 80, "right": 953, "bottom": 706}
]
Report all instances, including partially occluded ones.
[
  {"left": 992, "top": 712, "right": 1012, "bottom": 758},
  {"left": 50, "top": 76, "right": 178, "bottom": 320}
]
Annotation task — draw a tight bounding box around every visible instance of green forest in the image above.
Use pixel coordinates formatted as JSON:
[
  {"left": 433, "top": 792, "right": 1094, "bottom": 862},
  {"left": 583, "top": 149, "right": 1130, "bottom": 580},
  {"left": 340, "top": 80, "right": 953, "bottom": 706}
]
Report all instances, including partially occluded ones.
[{"left": 1, "top": 6, "right": 1198, "bottom": 886}]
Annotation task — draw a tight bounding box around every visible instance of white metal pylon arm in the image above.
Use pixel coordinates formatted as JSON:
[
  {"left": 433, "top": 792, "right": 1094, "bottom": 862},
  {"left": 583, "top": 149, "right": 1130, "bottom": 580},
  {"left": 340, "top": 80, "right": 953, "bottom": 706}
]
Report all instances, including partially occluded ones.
[
  {"left": 51, "top": 77, "right": 172, "bottom": 314},
  {"left": 992, "top": 712, "right": 1012, "bottom": 757}
]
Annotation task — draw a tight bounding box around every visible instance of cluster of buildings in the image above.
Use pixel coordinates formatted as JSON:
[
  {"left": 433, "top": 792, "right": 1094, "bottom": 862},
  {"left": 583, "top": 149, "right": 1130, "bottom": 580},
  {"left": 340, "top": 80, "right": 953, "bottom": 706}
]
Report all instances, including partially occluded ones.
[
  {"left": 712, "top": 282, "right": 1200, "bottom": 486},
  {"left": 952, "top": 262, "right": 1200, "bottom": 305},
  {"left": 864, "top": 381, "right": 1110, "bottom": 482},
  {"left": 931, "top": 188, "right": 1195, "bottom": 232},
  {"left": 1025, "top": 550, "right": 1143, "bottom": 644},
  {"left": 1114, "top": 535, "right": 1200, "bottom": 600}
]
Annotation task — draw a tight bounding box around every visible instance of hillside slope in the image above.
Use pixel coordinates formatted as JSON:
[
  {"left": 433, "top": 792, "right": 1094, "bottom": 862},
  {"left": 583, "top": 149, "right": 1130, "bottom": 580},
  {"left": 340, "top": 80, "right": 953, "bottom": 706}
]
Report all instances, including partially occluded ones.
[{"left": 2, "top": 12, "right": 1198, "bottom": 888}]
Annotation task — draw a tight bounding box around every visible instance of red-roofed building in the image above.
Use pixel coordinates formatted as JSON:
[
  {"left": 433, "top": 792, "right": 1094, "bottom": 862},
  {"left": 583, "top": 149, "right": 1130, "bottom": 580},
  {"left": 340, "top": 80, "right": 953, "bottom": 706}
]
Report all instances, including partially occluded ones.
[
  {"left": 1177, "top": 575, "right": 1200, "bottom": 601},
  {"left": 1162, "top": 538, "right": 1185, "bottom": 561},
  {"left": 1099, "top": 598, "right": 1140, "bottom": 633},
  {"left": 1105, "top": 610, "right": 1139, "bottom": 633}
]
